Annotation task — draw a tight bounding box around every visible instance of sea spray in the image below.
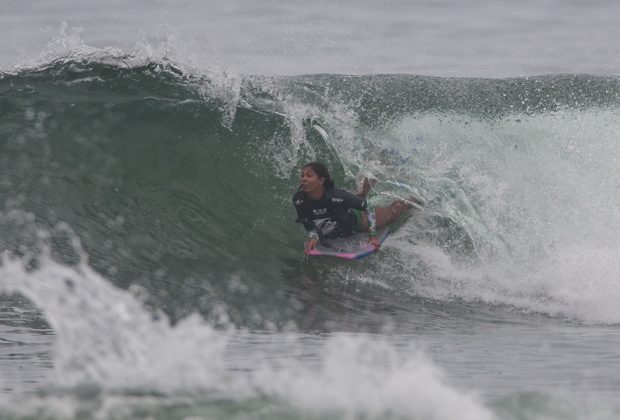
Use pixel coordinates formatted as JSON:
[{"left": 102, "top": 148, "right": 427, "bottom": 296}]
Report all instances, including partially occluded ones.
[
  {"left": 254, "top": 335, "right": 494, "bottom": 420},
  {"left": 0, "top": 250, "right": 495, "bottom": 419},
  {"left": 358, "top": 108, "right": 620, "bottom": 323},
  {"left": 0, "top": 246, "right": 228, "bottom": 392}
]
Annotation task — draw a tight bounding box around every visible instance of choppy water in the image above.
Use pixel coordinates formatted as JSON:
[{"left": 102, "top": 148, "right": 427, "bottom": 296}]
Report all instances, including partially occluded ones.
[{"left": 1, "top": 2, "right": 620, "bottom": 419}]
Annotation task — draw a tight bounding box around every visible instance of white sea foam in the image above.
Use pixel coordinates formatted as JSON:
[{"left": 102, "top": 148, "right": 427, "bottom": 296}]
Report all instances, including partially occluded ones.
[
  {"left": 373, "top": 109, "right": 620, "bottom": 324},
  {"left": 0, "top": 253, "right": 228, "bottom": 391},
  {"left": 0, "top": 233, "right": 493, "bottom": 419},
  {"left": 254, "top": 335, "right": 494, "bottom": 420}
]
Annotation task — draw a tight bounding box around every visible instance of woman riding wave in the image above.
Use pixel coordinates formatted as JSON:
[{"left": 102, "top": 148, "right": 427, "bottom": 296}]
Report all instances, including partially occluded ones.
[{"left": 293, "top": 162, "right": 422, "bottom": 253}]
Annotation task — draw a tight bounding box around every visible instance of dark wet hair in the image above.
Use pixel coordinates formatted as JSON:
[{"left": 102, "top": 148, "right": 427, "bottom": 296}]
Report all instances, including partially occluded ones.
[{"left": 303, "top": 162, "right": 335, "bottom": 190}]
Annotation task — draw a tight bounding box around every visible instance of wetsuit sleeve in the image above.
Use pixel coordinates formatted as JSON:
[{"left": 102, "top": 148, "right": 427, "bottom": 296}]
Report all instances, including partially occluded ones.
[{"left": 337, "top": 189, "right": 368, "bottom": 210}]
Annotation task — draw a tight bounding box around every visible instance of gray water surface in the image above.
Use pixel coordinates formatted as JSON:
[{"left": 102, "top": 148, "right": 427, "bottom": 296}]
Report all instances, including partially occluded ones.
[{"left": 2, "top": 0, "right": 619, "bottom": 76}]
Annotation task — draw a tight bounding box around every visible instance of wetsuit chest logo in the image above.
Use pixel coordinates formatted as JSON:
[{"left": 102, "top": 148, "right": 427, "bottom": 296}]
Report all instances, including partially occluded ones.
[{"left": 314, "top": 218, "right": 337, "bottom": 235}]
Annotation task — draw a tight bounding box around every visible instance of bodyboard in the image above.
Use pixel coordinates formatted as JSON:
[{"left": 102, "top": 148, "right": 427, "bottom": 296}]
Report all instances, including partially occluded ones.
[{"left": 306, "top": 227, "right": 389, "bottom": 260}]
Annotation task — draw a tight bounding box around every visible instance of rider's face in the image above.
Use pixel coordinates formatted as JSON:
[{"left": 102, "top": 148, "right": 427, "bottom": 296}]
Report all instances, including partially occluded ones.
[{"left": 300, "top": 167, "right": 324, "bottom": 195}]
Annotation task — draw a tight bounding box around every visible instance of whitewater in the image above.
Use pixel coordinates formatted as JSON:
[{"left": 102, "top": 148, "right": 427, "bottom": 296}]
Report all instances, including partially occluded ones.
[{"left": 2, "top": 1, "right": 620, "bottom": 419}]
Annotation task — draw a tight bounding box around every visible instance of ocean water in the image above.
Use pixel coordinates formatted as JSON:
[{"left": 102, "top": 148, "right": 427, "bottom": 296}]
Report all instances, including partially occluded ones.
[{"left": 1, "top": 1, "right": 620, "bottom": 419}]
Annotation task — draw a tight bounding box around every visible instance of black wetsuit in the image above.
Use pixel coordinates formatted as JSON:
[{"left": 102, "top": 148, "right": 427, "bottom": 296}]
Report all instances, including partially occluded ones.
[{"left": 293, "top": 187, "right": 369, "bottom": 240}]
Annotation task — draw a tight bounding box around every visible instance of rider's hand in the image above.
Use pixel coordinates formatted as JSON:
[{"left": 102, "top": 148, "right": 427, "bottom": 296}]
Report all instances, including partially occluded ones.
[
  {"left": 368, "top": 236, "right": 381, "bottom": 250},
  {"left": 304, "top": 238, "right": 319, "bottom": 253}
]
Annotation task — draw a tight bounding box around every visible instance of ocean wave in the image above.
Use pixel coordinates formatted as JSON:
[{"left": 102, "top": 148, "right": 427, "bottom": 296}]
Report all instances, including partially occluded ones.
[{"left": 1, "top": 54, "right": 620, "bottom": 325}]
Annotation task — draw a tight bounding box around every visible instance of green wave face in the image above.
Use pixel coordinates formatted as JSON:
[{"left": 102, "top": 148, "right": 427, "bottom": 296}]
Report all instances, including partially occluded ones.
[{"left": 0, "top": 60, "right": 304, "bottom": 325}]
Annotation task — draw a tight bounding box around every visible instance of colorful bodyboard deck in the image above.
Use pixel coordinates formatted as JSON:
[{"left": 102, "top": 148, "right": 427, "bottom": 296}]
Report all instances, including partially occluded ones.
[{"left": 306, "top": 227, "right": 389, "bottom": 260}]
